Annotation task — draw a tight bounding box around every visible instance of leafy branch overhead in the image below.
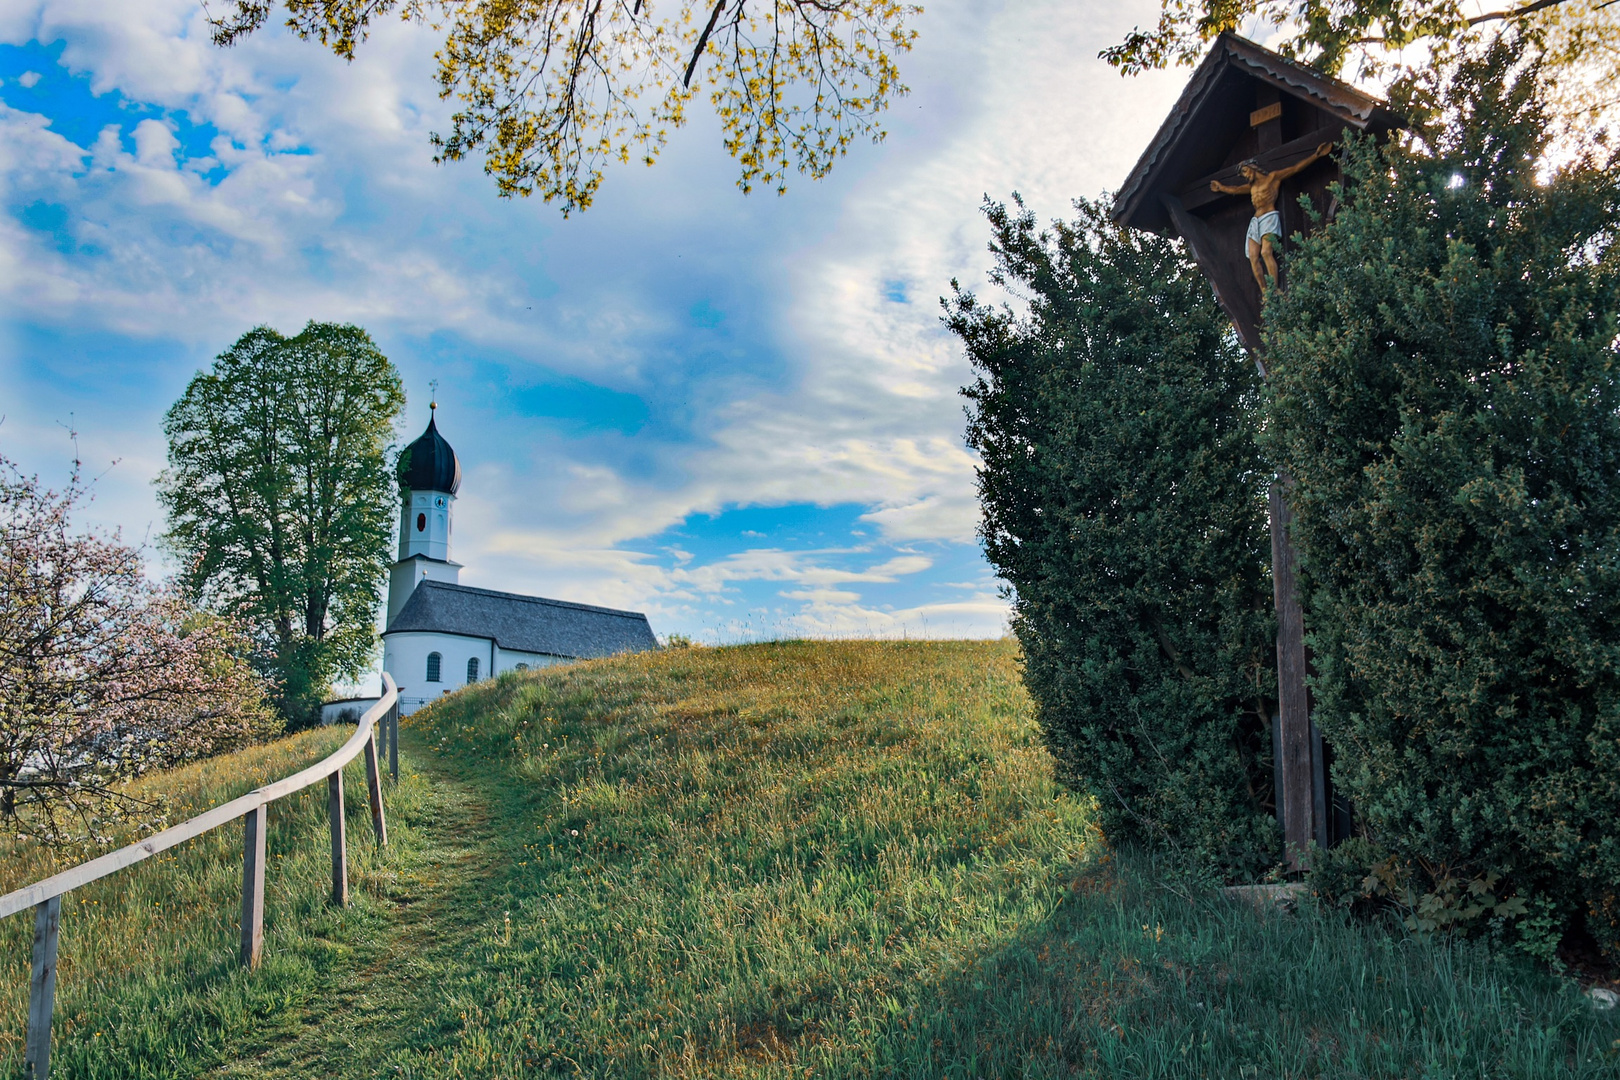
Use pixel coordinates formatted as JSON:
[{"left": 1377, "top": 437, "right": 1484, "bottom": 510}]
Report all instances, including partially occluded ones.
[
  {"left": 1106, "top": 0, "right": 1620, "bottom": 119},
  {"left": 208, "top": 0, "right": 919, "bottom": 213}
]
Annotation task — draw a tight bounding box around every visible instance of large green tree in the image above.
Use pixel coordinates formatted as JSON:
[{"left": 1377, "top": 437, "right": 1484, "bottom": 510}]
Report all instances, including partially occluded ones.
[
  {"left": 1264, "top": 42, "right": 1620, "bottom": 961},
  {"left": 952, "top": 198, "right": 1278, "bottom": 875},
  {"left": 159, "top": 322, "right": 406, "bottom": 728},
  {"left": 207, "top": 0, "right": 918, "bottom": 213}
]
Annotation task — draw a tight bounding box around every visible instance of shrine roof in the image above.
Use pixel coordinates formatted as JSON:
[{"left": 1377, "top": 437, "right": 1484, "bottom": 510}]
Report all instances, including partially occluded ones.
[{"left": 1113, "top": 33, "right": 1400, "bottom": 235}]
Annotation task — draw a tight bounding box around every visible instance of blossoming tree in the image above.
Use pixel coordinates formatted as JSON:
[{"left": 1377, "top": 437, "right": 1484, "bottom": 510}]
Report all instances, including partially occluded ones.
[{"left": 0, "top": 453, "right": 277, "bottom": 846}]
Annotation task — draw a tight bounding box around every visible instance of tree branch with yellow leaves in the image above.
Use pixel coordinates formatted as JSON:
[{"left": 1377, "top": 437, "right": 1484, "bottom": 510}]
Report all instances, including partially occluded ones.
[{"left": 207, "top": 0, "right": 919, "bottom": 213}]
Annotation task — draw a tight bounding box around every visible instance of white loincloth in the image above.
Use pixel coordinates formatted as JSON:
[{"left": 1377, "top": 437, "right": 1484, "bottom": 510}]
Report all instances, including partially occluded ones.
[{"left": 1245, "top": 211, "right": 1282, "bottom": 246}]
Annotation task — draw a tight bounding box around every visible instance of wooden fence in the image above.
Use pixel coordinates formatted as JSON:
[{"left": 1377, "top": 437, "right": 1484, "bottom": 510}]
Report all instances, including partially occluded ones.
[{"left": 0, "top": 674, "right": 402, "bottom": 1079}]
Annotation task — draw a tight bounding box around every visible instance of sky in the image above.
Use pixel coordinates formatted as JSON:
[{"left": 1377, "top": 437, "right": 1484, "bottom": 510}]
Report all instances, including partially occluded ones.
[{"left": 0, "top": 0, "right": 1195, "bottom": 677}]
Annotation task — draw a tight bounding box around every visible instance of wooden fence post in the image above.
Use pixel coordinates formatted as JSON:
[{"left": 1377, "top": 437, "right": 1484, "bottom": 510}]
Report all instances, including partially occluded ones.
[
  {"left": 328, "top": 771, "right": 348, "bottom": 907},
  {"left": 25, "top": 896, "right": 60, "bottom": 1079},
  {"left": 0, "top": 684, "right": 398, "bottom": 1063},
  {"left": 388, "top": 703, "right": 399, "bottom": 781},
  {"left": 240, "top": 804, "right": 267, "bottom": 968},
  {"left": 364, "top": 731, "right": 388, "bottom": 847}
]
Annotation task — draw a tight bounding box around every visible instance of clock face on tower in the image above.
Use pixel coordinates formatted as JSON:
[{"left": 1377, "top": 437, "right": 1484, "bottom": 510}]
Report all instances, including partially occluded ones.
[{"left": 434, "top": 496, "right": 447, "bottom": 509}]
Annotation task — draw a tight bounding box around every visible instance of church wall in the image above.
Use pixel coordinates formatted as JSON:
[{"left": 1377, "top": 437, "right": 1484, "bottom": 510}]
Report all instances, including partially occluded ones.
[
  {"left": 384, "top": 630, "right": 493, "bottom": 714},
  {"left": 384, "top": 631, "right": 570, "bottom": 714},
  {"left": 400, "top": 489, "right": 455, "bottom": 561}
]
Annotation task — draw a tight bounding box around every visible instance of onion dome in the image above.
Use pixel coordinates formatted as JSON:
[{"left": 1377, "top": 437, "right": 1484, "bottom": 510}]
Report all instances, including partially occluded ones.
[{"left": 397, "top": 404, "right": 461, "bottom": 494}]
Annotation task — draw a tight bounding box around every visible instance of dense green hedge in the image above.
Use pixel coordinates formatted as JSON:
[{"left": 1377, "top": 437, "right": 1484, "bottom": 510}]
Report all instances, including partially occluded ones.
[
  {"left": 1265, "top": 45, "right": 1620, "bottom": 962},
  {"left": 952, "top": 198, "right": 1279, "bottom": 876}
]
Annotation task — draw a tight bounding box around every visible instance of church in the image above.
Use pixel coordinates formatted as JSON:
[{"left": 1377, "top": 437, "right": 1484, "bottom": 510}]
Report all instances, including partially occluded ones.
[{"left": 381, "top": 404, "right": 660, "bottom": 714}]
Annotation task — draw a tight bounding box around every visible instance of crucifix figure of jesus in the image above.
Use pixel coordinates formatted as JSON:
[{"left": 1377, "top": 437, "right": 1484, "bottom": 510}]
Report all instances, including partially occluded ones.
[{"left": 1210, "top": 142, "right": 1333, "bottom": 296}]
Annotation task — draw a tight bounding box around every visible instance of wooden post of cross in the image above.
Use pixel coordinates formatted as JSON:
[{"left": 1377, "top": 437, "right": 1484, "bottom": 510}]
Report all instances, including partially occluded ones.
[{"left": 1112, "top": 33, "right": 1402, "bottom": 870}]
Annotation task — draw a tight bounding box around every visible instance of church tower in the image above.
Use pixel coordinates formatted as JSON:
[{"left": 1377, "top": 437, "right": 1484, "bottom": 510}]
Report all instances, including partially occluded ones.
[
  {"left": 378, "top": 396, "right": 660, "bottom": 715},
  {"left": 386, "top": 402, "right": 463, "bottom": 624}
]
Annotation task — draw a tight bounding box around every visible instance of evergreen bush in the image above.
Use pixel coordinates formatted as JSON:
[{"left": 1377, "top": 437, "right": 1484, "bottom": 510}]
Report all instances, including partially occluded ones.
[
  {"left": 952, "top": 198, "right": 1279, "bottom": 875},
  {"left": 1266, "top": 42, "right": 1620, "bottom": 961}
]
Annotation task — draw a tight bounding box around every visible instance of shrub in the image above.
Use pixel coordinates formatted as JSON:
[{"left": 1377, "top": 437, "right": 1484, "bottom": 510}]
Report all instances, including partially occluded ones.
[
  {"left": 1265, "top": 41, "right": 1620, "bottom": 961},
  {"left": 0, "top": 453, "right": 279, "bottom": 844},
  {"left": 953, "top": 197, "right": 1278, "bottom": 875}
]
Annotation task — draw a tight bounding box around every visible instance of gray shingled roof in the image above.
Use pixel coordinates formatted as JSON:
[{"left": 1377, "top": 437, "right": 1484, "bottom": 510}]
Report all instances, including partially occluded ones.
[{"left": 383, "top": 581, "right": 659, "bottom": 658}]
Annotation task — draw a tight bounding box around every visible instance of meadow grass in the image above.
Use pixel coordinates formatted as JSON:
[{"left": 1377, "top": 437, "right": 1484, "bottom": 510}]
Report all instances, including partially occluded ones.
[
  {"left": 0, "top": 639, "right": 1614, "bottom": 1077},
  {"left": 0, "top": 724, "right": 444, "bottom": 1078}
]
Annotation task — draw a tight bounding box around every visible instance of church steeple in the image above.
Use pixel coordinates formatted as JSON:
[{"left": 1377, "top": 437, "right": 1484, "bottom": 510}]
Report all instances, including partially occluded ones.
[
  {"left": 387, "top": 400, "right": 463, "bottom": 624},
  {"left": 396, "top": 401, "right": 462, "bottom": 500},
  {"left": 396, "top": 400, "right": 461, "bottom": 562}
]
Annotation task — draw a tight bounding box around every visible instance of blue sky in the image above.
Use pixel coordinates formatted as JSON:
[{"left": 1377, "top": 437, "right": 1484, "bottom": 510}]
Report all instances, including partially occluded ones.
[{"left": 0, "top": 0, "right": 1189, "bottom": 676}]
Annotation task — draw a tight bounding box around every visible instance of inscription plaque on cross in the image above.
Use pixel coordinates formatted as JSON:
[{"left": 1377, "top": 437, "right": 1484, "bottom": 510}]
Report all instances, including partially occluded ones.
[{"left": 1113, "top": 33, "right": 1403, "bottom": 869}]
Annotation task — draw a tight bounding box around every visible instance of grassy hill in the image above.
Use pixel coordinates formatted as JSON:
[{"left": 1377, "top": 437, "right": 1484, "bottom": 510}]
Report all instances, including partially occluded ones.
[{"left": 0, "top": 640, "right": 1614, "bottom": 1077}]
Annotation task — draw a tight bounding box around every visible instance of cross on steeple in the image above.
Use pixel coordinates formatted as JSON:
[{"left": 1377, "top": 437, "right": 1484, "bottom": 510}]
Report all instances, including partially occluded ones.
[{"left": 429, "top": 379, "right": 440, "bottom": 410}]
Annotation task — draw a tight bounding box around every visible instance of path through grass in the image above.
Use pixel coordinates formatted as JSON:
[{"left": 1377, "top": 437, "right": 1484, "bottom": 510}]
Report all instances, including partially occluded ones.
[
  {"left": 0, "top": 640, "right": 1614, "bottom": 1077},
  {"left": 212, "top": 749, "right": 510, "bottom": 1077}
]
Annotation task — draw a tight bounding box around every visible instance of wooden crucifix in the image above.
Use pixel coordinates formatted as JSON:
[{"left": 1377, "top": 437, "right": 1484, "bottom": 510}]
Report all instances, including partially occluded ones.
[{"left": 1113, "top": 33, "right": 1402, "bottom": 870}]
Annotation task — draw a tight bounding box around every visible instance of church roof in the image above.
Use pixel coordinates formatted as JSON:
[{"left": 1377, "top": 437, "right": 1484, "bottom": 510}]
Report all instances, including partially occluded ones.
[
  {"left": 397, "top": 408, "right": 461, "bottom": 494},
  {"left": 382, "top": 580, "right": 659, "bottom": 659}
]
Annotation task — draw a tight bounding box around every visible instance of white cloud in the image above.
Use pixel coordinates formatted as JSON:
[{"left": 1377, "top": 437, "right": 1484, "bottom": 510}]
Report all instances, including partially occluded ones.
[
  {"left": 131, "top": 117, "right": 176, "bottom": 166},
  {"left": 780, "top": 587, "right": 863, "bottom": 605},
  {"left": 457, "top": 0, "right": 1188, "bottom": 564},
  {"left": 650, "top": 546, "right": 930, "bottom": 598},
  {"left": 776, "top": 589, "right": 1011, "bottom": 640},
  {"left": 860, "top": 495, "right": 980, "bottom": 543}
]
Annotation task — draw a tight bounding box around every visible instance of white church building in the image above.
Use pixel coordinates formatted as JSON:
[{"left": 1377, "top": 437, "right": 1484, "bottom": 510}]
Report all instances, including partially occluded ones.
[{"left": 381, "top": 404, "right": 659, "bottom": 714}]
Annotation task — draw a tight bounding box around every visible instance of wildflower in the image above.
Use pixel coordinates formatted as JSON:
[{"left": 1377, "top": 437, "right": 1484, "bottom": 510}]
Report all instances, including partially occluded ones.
[{"left": 570, "top": 829, "right": 579, "bottom": 837}]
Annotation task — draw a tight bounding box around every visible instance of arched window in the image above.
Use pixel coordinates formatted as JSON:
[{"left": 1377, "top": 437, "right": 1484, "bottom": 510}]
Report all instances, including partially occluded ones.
[
  {"left": 426, "top": 652, "right": 441, "bottom": 682},
  {"left": 467, "top": 657, "right": 480, "bottom": 682}
]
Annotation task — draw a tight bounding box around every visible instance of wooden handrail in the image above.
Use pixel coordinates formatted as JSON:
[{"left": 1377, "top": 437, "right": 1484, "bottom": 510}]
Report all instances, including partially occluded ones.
[{"left": 3, "top": 673, "right": 402, "bottom": 1079}]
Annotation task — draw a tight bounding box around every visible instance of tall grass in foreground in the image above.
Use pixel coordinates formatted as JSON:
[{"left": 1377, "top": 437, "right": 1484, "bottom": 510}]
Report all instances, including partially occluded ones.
[
  {"left": 0, "top": 640, "right": 1612, "bottom": 1078},
  {"left": 399, "top": 639, "right": 1093, "bottom": 1077},
  {"left": 403, "top": 640, "right": 1619, "bottom": 1078},
  {"left": 907, "top": 850, "right": 1620, "bottom": 1078},
  {"left": 0, "top": 726, "right": 436, "bottom": 1078}
]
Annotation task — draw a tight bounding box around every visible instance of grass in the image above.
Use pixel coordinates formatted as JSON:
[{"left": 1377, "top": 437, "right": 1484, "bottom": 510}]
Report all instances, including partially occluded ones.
[
  {"left": 0, "top": 639, "right": 1615, "bottom": 1077},
  {"left": 0, "top": 724, "right": 449, "bottom": 1078}
]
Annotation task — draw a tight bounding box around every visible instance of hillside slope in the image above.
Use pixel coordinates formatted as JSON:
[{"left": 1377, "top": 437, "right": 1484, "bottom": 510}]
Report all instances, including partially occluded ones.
[{"left": 0, "top": 640, "right": 1613, "bottom": 1078}]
